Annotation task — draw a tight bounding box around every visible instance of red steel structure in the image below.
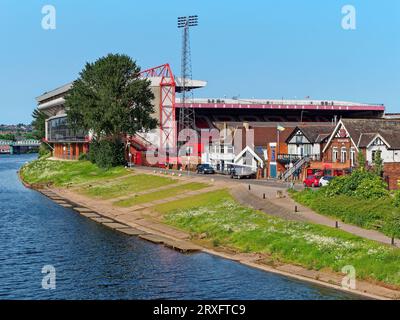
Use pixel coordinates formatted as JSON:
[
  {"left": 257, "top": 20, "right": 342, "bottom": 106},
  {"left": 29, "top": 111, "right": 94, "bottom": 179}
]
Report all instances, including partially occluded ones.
[{"left": 140, "top": 63, "right": 176, "bottom": 151}]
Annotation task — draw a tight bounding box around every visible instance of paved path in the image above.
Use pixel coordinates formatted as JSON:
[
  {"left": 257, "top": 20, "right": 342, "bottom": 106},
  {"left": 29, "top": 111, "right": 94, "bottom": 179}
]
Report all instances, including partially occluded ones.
[
  {"left": 230, "top": 186, "right": 308, "bottom": 222},
  {"left": 133, "top": 167, "right": 399, "bottom": 247},
  {"left": 238, "top": 184, "right": 399, "bottom": 247}
]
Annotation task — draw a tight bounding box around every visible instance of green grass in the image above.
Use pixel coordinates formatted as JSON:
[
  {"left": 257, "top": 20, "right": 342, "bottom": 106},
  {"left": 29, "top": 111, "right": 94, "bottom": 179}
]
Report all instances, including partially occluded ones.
[
  {"left": 20, "top": 158, "right": 128, "bottom": 186},
  {"left": 80, "top": 174, "right": 177, "bottom": 200},
  {"left": 290, "top": 189, "right": 399, "bottom": 235},
  {"left": 114, "top": 182, "right": 208, "bottom": 207},
  {"left": 155, "top": 189, "right": 400, "bottom": 287}
]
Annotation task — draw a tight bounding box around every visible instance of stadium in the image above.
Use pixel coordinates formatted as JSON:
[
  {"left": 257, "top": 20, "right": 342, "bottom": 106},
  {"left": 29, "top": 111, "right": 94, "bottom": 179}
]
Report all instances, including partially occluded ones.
[{"left": 37, "top": 62, "right": 387, "bottom": 178}]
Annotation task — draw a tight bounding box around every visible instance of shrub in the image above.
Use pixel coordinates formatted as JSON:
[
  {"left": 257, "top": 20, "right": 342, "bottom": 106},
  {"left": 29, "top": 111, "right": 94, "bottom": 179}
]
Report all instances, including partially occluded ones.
[
  {"left": 38, "top": 143, "right": 51, "bottom": 158},
  {"left": 354, "top": 175, "right": 389, "bottom": 200},
  {"left": 88, "top": 139, "right": 125, "bottom": 169},
  {"left": 78, "top": 153, "right": 88, "bottom": 161},
  {"left": 383, "top": 212, "right": 400, "bottom": 239},
  {"left": 393, "top": 190, "right": 400, "bottom": 208},
  {"left": 323, "top": 169, "right": 388, "bottom": 200}
]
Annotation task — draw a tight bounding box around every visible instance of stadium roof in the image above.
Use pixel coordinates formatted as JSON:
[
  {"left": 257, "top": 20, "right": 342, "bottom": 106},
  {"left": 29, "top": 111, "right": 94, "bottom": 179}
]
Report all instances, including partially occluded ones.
[
  {"left": 36, "top": 78, "right": 207, "bottom": 103},
  {"left": 176, "top": 98, "right": 385, "bottom": 111}
]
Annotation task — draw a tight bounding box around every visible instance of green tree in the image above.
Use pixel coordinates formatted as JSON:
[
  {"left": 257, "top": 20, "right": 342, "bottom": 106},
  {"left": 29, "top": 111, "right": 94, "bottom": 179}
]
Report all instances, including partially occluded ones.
[
  {"left": 373, "top": 150, "right": 384, "bottom": 177},
  {"left": 31, "top": 109, "right": 47, "bottom": 140},
  {"left": 0, "top": 133, "right": 16, "bottom": 141},
  {"left": 357, "top": 150, "right": 366, "bottom": 171},
  {"left": 65, "top": 53, "right": 157, "bottom": 141},
  {"left": 384, "top": 211, "right": 400, "bottom": 244}
]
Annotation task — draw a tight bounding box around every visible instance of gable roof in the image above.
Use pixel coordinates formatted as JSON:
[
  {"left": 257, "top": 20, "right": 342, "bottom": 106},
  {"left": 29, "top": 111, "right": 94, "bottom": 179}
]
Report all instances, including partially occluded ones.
[
  {"left": 234, "top": 146, "right": 264, "bottom": 168},
  {"left": 286, "top": 125, "right": 334, "bottom": 144},
  {"left": 341, "top": 119, "right": 400, "bottom": 149},
  {"left": 365, "top": 133, "right": 391, "bottom": 149},
  {"left": 315, "top": 133, "right": 331, "bottom": 143}
]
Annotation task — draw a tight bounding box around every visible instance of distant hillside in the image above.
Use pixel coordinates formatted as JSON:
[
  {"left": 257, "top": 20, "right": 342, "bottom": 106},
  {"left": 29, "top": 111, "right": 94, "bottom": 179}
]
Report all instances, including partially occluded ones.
[{"left": 0, "top": 124, "right": 34, "bottom": 140}]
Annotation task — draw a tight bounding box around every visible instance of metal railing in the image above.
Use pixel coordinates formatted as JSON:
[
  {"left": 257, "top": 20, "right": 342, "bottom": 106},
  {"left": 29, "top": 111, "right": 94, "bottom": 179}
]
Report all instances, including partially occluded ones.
[{"left": 282, "top": 156, "right": 311, "bottom": 181}]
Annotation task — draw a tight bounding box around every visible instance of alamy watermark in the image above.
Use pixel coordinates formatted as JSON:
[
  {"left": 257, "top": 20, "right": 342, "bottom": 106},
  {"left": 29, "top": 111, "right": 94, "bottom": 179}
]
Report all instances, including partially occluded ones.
[
  {"left": 341, "top": 5, "right": 356, "bottom": 30},
  {"left": 41, "top": 265, "right": 56, "bottom": 290},
  {"left": 41, "top": 5, "right": 56, "bottom": 30},
  {"left": 341, "top": 265, "right": 356, "bottom": 290}
]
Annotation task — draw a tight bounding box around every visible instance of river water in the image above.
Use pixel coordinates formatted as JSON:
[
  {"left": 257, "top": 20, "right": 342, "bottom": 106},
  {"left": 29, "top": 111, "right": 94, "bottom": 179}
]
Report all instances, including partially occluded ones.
[{"left": 0, "top": 154, "right": 360, "bottom": 300}]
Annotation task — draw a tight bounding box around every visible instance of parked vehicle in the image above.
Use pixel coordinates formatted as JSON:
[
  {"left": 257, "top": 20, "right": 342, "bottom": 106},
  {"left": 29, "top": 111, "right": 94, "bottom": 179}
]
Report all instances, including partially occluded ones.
[
  {"left": 303, "top": 175, "right": 321, "bottom": 188},
  {"left": 319, "top": 176, "right": 334, "bottom": 187},
  {"left": 196, "top": 164, "right": 215, "bottom": 174},
  {"left": 227, "top": 164, "right": 256, "bottom": 179}
]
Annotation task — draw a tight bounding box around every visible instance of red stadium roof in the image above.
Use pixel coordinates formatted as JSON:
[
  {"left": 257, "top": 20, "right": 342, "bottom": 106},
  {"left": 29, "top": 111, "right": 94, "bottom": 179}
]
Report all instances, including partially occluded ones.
[{"left": 176, "top": 101, "right": 385, "bottom": 112}]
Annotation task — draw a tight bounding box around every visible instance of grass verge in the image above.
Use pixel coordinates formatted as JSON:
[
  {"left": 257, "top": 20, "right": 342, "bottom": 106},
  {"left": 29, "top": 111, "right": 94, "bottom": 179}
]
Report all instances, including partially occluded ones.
[
  {"left": 80, "top": 174, "right": 177, "bottom": 200},
  {"left": 290, "top": 189, "right": 399, "bottom": 235},
  {"left": 114, "top": 182, "right": 208, "bottom": 207},
  {"left": 20, "top": 157, "right": 128, "bottom": 186},
  {"left": 155, "top": 189, "right": 400, "bottom": 287}
]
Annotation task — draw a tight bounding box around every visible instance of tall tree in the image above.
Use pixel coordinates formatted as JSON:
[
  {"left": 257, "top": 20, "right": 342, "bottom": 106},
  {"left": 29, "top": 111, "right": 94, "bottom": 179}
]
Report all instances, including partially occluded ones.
[
  {"left": 65, "top": 54, "right": 157, "bottom": 141},
  {"left": 357, "top": 150, "right": 366, "bottom": 171},
  {"left": 385, "top": 211, "right": 400, "bottom": 245},
  {"left": 373, "top": 150, "right": 384, "bottom": 177},
  {"left": 31, "top": 108, "right": 47, "bottom": 140}
]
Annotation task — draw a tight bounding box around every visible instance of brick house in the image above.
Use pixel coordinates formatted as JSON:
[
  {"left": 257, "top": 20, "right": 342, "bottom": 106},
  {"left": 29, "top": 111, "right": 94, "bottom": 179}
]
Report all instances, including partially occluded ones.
[
  {"left": 201, "top": 122, "right": 297, "bottom": 178},
  {"left": 309, "top": 119, "right": 400, "bottom": 189}
]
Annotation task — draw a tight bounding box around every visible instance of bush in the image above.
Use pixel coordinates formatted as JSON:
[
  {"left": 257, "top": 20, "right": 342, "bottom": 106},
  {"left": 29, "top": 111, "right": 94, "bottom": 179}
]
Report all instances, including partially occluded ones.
[
  {"left": 393, "top": 190, "right": 400, "bottom": 208},
  {"left": 78, "top": 153, "right": 88, "bottom": 161},
  {"left": 88, "top": 139, "right": 125, "bottom": 169},
  {"left": 323, "top": 170, "right": 388, "bottom": 200},
  {"left": 292, "top": 188, "right": 398, "bottom": 234},
  {"left": 383, "top": 212, "right": 400, "bottom": 239},
  {"left": 354, "top": 176, "right": 389, "bottom": 200},
  {"left": 38, "top": 143, "right": 51, "bottom": 158}
]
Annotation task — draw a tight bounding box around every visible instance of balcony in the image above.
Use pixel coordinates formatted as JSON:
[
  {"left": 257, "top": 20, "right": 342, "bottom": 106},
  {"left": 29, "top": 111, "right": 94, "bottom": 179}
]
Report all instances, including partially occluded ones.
[
  {"left": 207, "top": 144, "right": 235, "bottom": 161},
  {"left": 277, "top": 154, "right": 301, "bottom": 164}
]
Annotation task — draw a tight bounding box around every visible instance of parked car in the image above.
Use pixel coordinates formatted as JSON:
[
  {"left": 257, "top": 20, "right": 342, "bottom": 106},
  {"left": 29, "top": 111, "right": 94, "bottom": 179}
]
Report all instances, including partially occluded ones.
[
  {"left": 196, "top": 164, "right": 215, "bottom": 174},
  {"left": 319, "top": 176, "right": 334, "bottom": 187},
  {"left": 303, "top": 175, "right": 321, "bottom": 188}
]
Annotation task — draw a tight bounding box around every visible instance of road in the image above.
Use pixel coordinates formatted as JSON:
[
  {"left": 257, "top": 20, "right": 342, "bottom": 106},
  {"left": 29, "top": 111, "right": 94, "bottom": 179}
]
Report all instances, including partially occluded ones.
[{"left": 134, "top": 165, "right": 304, "bottom": 191}]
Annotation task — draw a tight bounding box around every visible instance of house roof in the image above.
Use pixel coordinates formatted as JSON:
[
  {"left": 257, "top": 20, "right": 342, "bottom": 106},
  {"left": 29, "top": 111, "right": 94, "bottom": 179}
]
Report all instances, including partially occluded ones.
[
  {"left": 315, "top": 133, "right": 331, "bottom": 143},
  {"left": 286, "top": 125, "right": 334, "bottom": 144},
  {"left": 341, "top": 119, "right": 400, "bottom": 149}
]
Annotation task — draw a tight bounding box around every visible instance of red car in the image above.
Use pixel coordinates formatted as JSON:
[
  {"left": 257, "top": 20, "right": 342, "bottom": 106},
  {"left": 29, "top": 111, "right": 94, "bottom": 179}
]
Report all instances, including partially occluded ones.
[{"left": 303, "top": 175, "right": 321, "bottom": 188}]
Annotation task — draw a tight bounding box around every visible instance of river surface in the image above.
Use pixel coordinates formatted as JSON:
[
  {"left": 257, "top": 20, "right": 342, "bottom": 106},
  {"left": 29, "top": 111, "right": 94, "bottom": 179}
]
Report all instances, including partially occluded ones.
[{"left": 0, "top": 154, "right": 361, "bottom": 300}]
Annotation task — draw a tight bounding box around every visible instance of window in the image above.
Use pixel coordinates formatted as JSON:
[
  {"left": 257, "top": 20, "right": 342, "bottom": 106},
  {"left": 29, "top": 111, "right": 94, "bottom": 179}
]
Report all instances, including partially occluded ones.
[
  {"left": 350, "top": 148, "right": 356, "bottom": 167},
  {"left": 271, "top": 148, "right": 276, "bottom": 162},
  {"left": 304, "top": 144, "right": 312, "bottom": 156},
  {"left": 341, "top": 147, "right": 347, "bottom": 163},
  {"left": 48, "top": 116, "right": 86, "bottom": 142},
  {"left": 332, "top": 147, "right": 338, "bottom": 162},
  {"left": 372, "top": 150, "right": 382, "bottom": 162}
]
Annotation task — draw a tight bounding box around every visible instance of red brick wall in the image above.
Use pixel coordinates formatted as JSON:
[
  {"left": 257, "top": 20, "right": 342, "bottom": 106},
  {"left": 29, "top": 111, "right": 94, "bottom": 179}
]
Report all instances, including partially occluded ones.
[
  {"left": 384, "top": 163, "right": 400, "bottom": 190},
  {"left": 322, "top": 137, "right": 353, "bottom": 165}
]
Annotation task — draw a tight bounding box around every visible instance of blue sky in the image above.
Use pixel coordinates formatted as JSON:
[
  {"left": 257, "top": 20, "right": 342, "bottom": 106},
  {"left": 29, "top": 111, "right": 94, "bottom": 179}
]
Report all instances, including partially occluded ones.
[{"left": 0, "top": 0, "right": 399, "bottom": 123}]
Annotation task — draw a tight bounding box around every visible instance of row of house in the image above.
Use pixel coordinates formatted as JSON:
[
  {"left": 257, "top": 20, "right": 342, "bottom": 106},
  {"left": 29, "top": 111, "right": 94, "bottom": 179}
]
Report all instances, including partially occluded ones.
[{"left": 200, "top": 119, "right": 400, "bottom": 190}]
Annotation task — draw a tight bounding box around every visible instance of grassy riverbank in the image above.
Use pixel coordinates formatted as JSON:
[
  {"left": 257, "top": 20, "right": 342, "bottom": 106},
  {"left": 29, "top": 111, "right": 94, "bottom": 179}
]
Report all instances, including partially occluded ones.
[
  {"left": 20, "top": 157, "right": 128, "bottom": 186},
  {"left": 80, "top": 174, "right": 177, "bottom": 200},
  {"left": 290, "top": 189, "right": 398, "bottom": 234},
  {"left": 114, "top": 182, "right": 208, "bottom": 207},
  {"left": 155, "top": 189, "right": 400, "bottom": 287},
  {"left": 20, "top": 158, "right": 400, "bottom": 288}
]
